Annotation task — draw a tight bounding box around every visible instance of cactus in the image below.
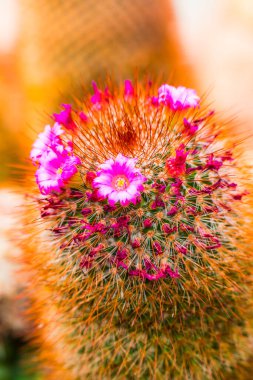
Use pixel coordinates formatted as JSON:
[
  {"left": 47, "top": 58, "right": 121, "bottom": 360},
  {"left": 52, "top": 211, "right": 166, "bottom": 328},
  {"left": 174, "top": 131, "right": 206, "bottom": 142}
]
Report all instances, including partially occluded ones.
[{"left": 24, "top": 80, "right": 253, "bottom": 379}]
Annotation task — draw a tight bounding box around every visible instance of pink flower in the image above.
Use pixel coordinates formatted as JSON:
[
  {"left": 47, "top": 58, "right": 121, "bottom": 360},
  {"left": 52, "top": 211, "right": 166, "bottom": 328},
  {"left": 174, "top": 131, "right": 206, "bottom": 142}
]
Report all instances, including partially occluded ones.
[
  {"left": 167, "top": 205, "right": 178, "bottom": 216},
  {"left": 53, "top": 104, "right": 77, "bottom": 131},
  {"left": 30, "top": 123, "right": 63, "bottom": 164},
  {"left": 166, "top": 146, "right": 189, "bottom": 177},
  {"left": 79, "top": 111, "right": 89, "bottom": 123},
  {"left": 143, "top": 218, "right": 153, "bottom": 228},
  {"left": 90, "top": 81, "right": 111, "bottom": 109},
  {"left": 233, "top": 191, "right": 249, "bottom": 201},
  {"left": 86, "top": 171, "right": 96, "bottom": 186},
  {"left": 158, "top": 84, "right": 200, "bottom": 110},
  {"left": 35, "top": 149, "right": 80, "bottom": 195},
  {"left": 151, "top": 197, "right": 165, "bottom": 209},
  {"left": 81, "top": 208, "right": 92, "bottom": 216},
  {"left": 91, "top": 81, "right": 103, "bottom": 106},
  {"left": 93, "top": 153, "right": 146, "bottom": 206},
  {"left": 221, "top": 151, "right": 233, "bottom": 162},
  {"left": 153, "top": 241, "right": 162, "bottom": 255},
  {"left": 183, "top": 118, "right": 198, "bottom": 135},
  {"left": 150, "top": 96, "right": 159, "bottom": 106},
  {"left": 124, "top": 79, "right": 135, "bottom": 99},
  {"left": 162, "top": 224, "right": 177, "bottom": 234},
  {"left": 205, "top": 154, "right": 223, "bottom": 171}
]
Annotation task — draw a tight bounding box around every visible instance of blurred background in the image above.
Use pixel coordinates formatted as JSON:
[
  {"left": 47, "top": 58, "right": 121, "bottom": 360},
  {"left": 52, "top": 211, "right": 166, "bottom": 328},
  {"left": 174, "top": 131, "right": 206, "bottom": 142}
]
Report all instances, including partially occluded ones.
[{"left": 0, "top": 0, "right": 253, "bottom": 378}]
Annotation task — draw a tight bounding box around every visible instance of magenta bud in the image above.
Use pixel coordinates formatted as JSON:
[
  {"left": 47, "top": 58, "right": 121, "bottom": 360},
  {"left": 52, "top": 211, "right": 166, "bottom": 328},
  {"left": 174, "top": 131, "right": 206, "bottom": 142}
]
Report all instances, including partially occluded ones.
[
  {"left": 143, "top": 218, "right": 152, "bottom": 228},
  {"left": 81, "top": 208, "right": 92, "bottom": 216}
]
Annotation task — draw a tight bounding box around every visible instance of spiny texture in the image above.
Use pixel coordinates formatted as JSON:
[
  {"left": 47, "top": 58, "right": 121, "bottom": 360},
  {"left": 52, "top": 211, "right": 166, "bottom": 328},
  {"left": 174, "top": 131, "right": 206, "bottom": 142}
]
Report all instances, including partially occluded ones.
[{"left": 24, "top": 80, "right": 253, "bottom": 379}]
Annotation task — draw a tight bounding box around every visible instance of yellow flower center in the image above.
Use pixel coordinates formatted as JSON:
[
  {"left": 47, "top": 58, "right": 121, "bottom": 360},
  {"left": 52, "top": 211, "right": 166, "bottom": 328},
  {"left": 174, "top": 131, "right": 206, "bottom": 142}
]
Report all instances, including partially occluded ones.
[
  {"left": 113, "top": 176, "right": 129, "bottom": 191},
  {"left": 57, "top": 167, "right": 63, "bottom": 175}
]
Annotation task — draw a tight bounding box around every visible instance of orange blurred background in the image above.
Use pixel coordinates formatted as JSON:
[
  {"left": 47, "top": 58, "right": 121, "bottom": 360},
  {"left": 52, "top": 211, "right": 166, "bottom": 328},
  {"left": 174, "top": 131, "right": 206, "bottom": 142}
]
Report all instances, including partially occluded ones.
[{"left": 0, "top": 0, "right": 253, "bottom": 378}]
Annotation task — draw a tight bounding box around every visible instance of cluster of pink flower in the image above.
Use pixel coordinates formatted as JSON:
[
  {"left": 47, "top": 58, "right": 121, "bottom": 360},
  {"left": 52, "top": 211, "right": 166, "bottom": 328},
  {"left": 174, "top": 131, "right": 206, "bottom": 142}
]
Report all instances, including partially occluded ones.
[
  {"left": 32, "top": 81, "right": 240, "bottom": 282},
  {"left": 30, "top": 80, "right": 251, "bottom": 286},
  {"left": 76, "top": 213, "right": 180, "bottom": 280},
  {"left": 31, "top": 82, "right": 200, "bottom": 200},
  {"left": 30, "top": 123, "right": 80, "bottom": 194}
]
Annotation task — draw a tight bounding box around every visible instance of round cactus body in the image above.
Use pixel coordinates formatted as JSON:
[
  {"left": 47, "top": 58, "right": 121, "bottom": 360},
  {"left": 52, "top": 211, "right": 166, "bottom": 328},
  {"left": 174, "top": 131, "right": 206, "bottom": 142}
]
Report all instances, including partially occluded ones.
[{"left": 24, "top": 80, "right": 253, "bottom": 379}]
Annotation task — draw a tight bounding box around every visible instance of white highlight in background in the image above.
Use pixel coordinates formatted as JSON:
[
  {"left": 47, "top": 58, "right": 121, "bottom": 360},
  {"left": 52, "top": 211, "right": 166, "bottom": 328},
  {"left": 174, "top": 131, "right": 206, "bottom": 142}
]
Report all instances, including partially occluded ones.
[{"left": 0, "top": 0, "right": 19, "bottom": 54}]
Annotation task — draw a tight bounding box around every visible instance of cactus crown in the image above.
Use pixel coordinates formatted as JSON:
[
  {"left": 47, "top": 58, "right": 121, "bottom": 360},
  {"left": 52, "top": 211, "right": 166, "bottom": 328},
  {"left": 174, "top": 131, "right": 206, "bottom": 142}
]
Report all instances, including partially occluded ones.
[{"left": 27, "top": 80, "right": 253, "bottom": 379}]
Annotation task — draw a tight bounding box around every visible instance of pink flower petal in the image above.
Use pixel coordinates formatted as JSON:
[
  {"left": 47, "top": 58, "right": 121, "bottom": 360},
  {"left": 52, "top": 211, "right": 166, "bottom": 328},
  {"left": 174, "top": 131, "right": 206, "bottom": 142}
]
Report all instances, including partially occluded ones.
[{"left": 93, "top": 154, "right": 146, "bottom": 206}]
